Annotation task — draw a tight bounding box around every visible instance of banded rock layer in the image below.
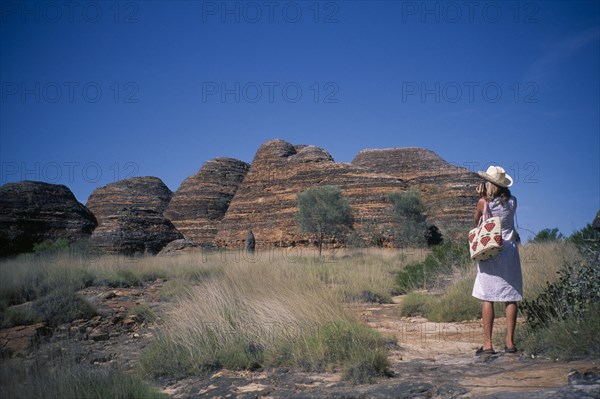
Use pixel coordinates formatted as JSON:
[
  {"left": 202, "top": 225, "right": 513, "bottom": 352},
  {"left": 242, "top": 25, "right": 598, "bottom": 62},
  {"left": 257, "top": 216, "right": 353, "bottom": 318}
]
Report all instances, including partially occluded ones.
[
  {"left": 215, "top": 140, "right": 408, "bottom": 248},
  {"left": 86, "top": 177, "right": 181, "bottom": 254},
  {"left": 164, "top": 158, "right": 250, "bottom": 244},
  {"left": 0, "top": 181, "right": 97, "bottom": 256},
  {"left": 352, "top": 148, "right": 481, "bottom": 238}
]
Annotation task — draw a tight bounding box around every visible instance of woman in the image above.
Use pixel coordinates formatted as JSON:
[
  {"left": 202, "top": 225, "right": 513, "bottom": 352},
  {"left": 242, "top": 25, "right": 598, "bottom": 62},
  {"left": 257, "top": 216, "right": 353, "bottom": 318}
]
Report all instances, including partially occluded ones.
[{"left": 472, "top": 166, "right": 523, "bottom": 355}]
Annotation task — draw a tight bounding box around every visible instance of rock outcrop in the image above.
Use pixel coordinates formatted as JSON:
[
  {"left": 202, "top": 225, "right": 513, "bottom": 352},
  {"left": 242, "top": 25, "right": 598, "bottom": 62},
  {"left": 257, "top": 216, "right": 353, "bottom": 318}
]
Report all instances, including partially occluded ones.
[
  {"left": 245, "top": 230, "right": 256, "bottom": 253},
  {"left": 0, "top": 181, "right": 97, "bottom": 257},
  {"left": 164, "top": 158, "right": 250, "bottom": 244},
  {"left": 215, "top": 140, "right": 408, "bottom": 248},
  {"left": 2, "top": 142, "right": 483, "bottom": 255},
  {"left": 0, "top": 322, "right": 52, "bottom": 357},
  {"left": 86, "top": 176, "right": 173, "bottom": 218},
  {"left": 86, "top": 177, "right": 182, "bottom": 255},
  {"left": 157, "top": 239, "right": 202, "bottom": 255},
  {"left": 352, "top": 148, "right": 480, "bottom": 238}
]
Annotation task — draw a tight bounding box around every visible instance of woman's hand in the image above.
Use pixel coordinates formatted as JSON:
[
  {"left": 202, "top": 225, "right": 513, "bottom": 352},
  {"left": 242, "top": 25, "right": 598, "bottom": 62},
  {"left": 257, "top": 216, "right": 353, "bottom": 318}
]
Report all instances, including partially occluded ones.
[{"left": 476, "top": 183, "right": 486, "bottom": 198}]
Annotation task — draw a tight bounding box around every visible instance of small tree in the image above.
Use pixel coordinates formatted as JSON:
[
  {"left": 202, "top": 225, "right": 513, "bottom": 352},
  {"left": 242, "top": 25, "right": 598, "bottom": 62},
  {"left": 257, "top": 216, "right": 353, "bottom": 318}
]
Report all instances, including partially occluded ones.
[
  {"left": 532, "top": 228, "right": 565, "bottom": 243},
  {"left": 388, "top": 189, "right": 428, "bottom": 248},
  {"left": 296, "top": 185, "right": 354, "bottom": 256}
]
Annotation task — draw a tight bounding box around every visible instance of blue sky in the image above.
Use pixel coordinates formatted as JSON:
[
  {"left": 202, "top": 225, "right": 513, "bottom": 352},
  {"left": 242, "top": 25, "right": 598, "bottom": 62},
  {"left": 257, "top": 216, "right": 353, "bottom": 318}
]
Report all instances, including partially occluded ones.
[{"left": 1, "top": 0, "right": 599, "bottom": 240}]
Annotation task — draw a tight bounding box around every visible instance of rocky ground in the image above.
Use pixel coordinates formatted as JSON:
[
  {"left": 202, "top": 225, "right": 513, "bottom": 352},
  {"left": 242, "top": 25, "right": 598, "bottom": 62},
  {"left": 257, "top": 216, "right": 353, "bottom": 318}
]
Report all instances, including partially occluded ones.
[{"left": 1, "top": 282, "right": 598, "bottom": 398}]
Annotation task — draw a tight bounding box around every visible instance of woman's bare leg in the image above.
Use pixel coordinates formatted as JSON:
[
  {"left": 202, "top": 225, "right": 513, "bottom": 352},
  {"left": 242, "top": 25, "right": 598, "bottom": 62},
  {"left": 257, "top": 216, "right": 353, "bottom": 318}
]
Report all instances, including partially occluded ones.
[
  {"left": 482, "top": 301, "right": 495, "bottom": 350},
  {"left": 505, "top": 301, "right": 517, "bottom": 349}
]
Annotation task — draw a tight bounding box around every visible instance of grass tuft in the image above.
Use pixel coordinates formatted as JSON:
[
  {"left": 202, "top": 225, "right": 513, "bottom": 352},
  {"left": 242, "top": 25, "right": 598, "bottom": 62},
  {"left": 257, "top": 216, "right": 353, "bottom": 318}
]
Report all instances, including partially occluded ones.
[
  {"left": 395, "top": 242, "right": 469, "bottom": 293},
  {"left": 32, "top": 290, "right": 98, "bottom": 327},
  {"left": 138, "top": 260, "right": 391, "bottom": 383},
  {"left": 426, "top": 278, "right": 482, "bottom": 322},
  {"left": 0, "top": 359, "right": 166, "bottom": 399}
]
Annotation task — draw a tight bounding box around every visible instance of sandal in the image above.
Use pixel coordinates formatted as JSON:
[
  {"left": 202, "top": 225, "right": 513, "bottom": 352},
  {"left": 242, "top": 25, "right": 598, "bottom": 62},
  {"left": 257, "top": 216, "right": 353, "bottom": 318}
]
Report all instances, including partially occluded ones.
[
  {"left": 476, "top": 346, "right": 496, "bottom": 356},
  {"left": 504, "top": 346, "right": 518, "bottom": 353}
]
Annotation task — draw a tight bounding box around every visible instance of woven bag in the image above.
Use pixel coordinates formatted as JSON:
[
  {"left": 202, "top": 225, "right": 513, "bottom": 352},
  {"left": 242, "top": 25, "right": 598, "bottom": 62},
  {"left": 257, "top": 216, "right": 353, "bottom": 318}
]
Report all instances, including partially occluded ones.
[{"left": 468, "top": 200, "right": 502, "bottom": 261}]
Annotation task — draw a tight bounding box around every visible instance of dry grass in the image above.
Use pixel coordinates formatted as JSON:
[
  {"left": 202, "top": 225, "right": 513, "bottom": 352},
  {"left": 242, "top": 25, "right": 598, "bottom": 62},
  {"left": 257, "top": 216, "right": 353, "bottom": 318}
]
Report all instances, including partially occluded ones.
[
  {"left": 399, "top": 241, "right": 582, "bottom": 322},
  {"left": 302, "top": 248, "right": 419, "bottom": 303},
  {"left": 519, "top": 241, "right": 582, "bottom": 299},
  {"left": 1, "top": 350, "right": 166, "bottom": 399},
  {"left": 1, "top": 248, "right": 403, "bottom": 384},
  {"left": 138, "top": 256, "right": 392, "bottom": 382}
]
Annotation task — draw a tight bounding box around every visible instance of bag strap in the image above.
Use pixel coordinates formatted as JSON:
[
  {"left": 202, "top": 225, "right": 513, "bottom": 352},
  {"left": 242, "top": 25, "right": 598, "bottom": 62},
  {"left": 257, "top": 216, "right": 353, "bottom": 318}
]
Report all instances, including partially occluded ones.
[
  {"left": 514, "top": 198, "right": 519, "bottom": 229},
  {"left": 483, "top": 200, "right": 490, "bottom": 221}
]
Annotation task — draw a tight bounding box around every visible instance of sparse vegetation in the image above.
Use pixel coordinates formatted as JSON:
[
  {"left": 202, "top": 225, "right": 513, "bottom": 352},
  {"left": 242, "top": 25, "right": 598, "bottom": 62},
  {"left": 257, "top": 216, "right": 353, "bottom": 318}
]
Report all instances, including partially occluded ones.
[
  {"left": 398, "top": 240, "right": 580, "bottom": 323},
  {"left": 519, "top": 226, "right": 600, "bottom": 359},
  {"left": 426, "top": 277, "right": 482, "bottom": 322},
  {"left": 128, "top": 304, "right": 157, "bottom": 324},
  {"left": 138, "top": 258, "right": 392, "bottom": 383},
  {"left": 0, "top": 304, "right": 39, "bottom": 329},
  {"left": 398, "top": 291, "right": 435, "bottom": 317},
  {"left": 398, "top": 278, "right": 481, "bottom": 322},
  {"left": 2, "top": 231, "right": 595, "bottom": 391},
  {"left": 394, "top": 232, "right": 600, "bottom": 360},
  {"left": 32, "top": 290, "right": 98, "bottom": 327},
  {"left": 0, "top": 354, "right": 166, "bottom": 399},
  {"left": 304, "top": 251, "right": 402, "bottom": 304},
  {"left": 395, "top": 242, "right": 470, "bottom": 293}
]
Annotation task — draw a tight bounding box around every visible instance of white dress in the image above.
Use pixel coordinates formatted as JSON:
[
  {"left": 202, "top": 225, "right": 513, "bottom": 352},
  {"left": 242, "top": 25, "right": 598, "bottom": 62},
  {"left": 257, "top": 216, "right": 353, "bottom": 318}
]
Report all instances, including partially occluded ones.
[{"left": 472, "top": 196, "right": 523, "bottom": 302}]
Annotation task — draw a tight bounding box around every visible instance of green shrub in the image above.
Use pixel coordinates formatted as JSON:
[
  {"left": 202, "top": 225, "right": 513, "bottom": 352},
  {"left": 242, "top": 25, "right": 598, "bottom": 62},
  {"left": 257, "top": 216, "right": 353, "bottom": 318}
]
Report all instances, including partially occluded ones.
[
  {"left": 279, "top": 321, "right": 389, "bottom": 371},
  {"left": 520, "top": 261, "right": 600, "bottom": 330},
  {"left": 519, "top": 231, "right": 600, "bottom": 359},
  {"left": 519, "top": 305, "right": 600, "bottom": 360},
  {"left": 0, "top": 259, "right": 94, "bottom": 306},
  {"left": 128, "top": 304, "right": 157, "bottom": 323},
  {"left": 32, "top": 290, "right": 98, "bottom": 327},
  {"left": 98, "top": 269, "right": 142, "bottom": 288},
  {"left": 395, "top": 242, "right": 470, "bottom": 293},
  {"left": 426, "top": 278, "right": 481, "bottom": 322},
  {"left": 398, "top": 279, "right": 481, "bottom": 322},
  {"left": 0, "top": 305, "right": 40, "bottom": 328},
  {"left": 1, "top": 362, "right": 166, "bottom": 399},
  {"left": 398, "top": 292, "right": 434, "bottom": 317},
  {"left": 569, "top": 223, "right": 600, "bottom": 254},
  {"left": 342, "top": 349, "right": 391, "bottom": 384},
  {"left": 32, "top": 238, "right": 71, "bottom": 254}
]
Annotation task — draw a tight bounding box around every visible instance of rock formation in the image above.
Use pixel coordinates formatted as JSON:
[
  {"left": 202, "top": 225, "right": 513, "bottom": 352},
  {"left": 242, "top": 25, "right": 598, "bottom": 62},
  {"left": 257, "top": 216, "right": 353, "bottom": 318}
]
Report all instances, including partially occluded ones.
[
  {"left": 157, "top": 239, "right": 202, "bottom": 256},
  {"left": 0, "top": 181, "right": 97, "bottom": 257},
  {"left": 164, "top": 158, "right": 250, "bottom": 244},
  {"left": 215, "top": 140, "right": 408, "bottom": 248},
  {"left": 245, "top": 230, "right": 256, "bottom": 253},
  {"left": 86, "top": 176, "right": 173, "bottom": 218},
  {"left": 352, "top": 148, "right": 480, "bottom": 238},
  {"left": 86, "top": 177, "right": 182, "bottom": 255},
  {"left": 2, "top": 141, "right": 483, "bottom": 256}
]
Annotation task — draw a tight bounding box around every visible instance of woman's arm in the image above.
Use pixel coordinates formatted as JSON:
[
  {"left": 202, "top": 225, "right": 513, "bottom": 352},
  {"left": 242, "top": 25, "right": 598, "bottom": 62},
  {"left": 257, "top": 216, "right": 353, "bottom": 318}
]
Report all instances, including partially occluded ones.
[{"left": 474, "top": 197, "right": 485, "bottom": 225}]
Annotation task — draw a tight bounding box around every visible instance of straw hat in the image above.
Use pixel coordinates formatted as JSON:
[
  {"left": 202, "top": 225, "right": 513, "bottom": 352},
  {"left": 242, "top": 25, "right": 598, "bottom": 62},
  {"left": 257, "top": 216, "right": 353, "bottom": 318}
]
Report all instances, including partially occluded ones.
[{"left": 478, "top": 165, "right": 513, "bottom": 187}]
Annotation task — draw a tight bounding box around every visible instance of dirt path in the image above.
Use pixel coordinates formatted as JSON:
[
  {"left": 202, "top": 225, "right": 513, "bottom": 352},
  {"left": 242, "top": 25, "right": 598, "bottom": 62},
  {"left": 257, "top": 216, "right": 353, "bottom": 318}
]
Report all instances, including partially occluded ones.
[{"left": 353, "top": 296, "right": 599, "bottom": 398}]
